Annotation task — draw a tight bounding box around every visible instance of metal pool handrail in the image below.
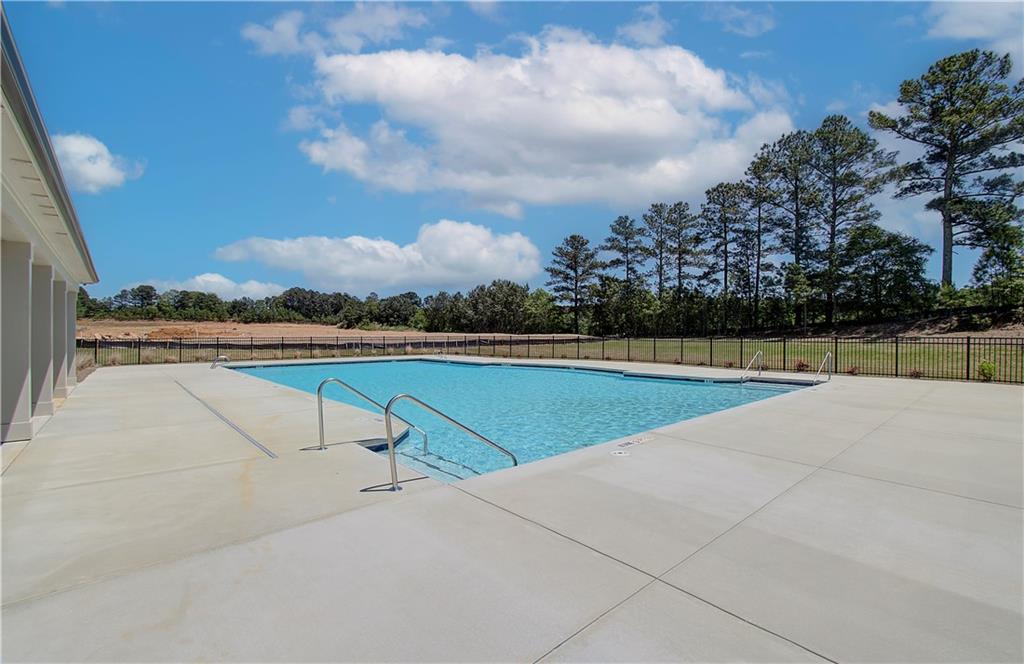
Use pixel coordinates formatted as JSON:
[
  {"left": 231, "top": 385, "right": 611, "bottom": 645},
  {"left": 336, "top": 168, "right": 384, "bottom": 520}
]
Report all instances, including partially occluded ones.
[
  {"left": 210, "top": 355, "right": 231, "bottom": 369},
  {"left": 315, "top": 378, "right": 429, "bottom": 453},
  {"left": 382, "top": 393, "right": 518, "bottom": 491},
  {"left": 814, "top": 352, "right": 833, "bottom": 383},
  {"left": 740, "top": 350, "right": 764, "bottom": 382}
]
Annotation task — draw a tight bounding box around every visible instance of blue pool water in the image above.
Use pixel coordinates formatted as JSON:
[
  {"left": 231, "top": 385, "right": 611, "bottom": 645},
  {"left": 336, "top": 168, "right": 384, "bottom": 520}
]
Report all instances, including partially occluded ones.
[{"left": 236, "top": 360, "right": 800, "bottom": 481}]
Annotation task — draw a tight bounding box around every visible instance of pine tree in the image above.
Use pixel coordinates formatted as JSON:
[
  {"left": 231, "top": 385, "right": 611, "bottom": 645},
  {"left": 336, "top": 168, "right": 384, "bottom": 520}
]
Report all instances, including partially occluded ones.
[
  {"left": 600, "top": 216, "right": 649, "bottom": 335},
  {"left": 869, "top": 49, "right": 1024, "bottom": 287},
  {"left": 763, "top": 131, "right": 822, "bottom": 326},
  {"left": 743, "top": 153, "right": 781, "bottom": 329},
  {"left": 545, "top": 234, "right": 602, "bottom": 334},
  {"left": 809, "top": 114, "right": 896, "bottom": 324},
  {"left": 701, "top": 183, "right": 747, "bottom": 332}
]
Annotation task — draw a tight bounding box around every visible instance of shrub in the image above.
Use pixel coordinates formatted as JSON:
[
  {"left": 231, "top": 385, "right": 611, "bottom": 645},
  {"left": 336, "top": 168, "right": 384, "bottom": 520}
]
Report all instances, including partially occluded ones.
[
  {"left": 794, "top": 360, "right": 810, "bottom": 372},
  {"left": 977, "top": 360, "right": 997, "bottom": 382},
  {"left": 164, "top": 356, "right": 178, "bottom": 364},
  {"left": 907, "top": 368, "right": 923, "bottom": 379},
  {"left": 673, "top": 359, "right": 682, "bottom": 365},
  {"left": 724, "top": 360, "right": 735, "bottom": 368},
  {"left": 846, "top": 365, "right": 859, "bottom": 376},
  {"left": 76, "top": 356, "right": 95, "bottom": 371},
  {"left": 605, "top": 356, "right": 612, "bottom": 360},
  {"left": 104, "top": 355, "right": 121, "bottom": 366},
  {"left": 583, "top": 354, "right": 590, "bottom": 360},
  {"left": 560, "top": 354, "right": 567, "bottom": 359}
]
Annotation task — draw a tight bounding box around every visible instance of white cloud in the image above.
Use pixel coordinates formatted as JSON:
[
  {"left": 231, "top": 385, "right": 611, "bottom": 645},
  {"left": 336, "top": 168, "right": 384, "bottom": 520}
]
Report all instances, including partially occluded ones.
[
  {"left": 282, "top": 105, "right": 323, "bottom": 131},
  {"left": 292, "top": 26, "right": 791, "bottom": 215},
  {"left": 52, "top": 133, "right": 144, "bottom": 194},
  {"left": 425, "top": 35, "right": 454, "bottom": 51},
  {"left": 214, "top": 219, "right": 541, "bottom": 294},
  {"left": 825, "top": 99, "right": 847, "bottom": 112},
  {"left": 739, "top": 50, "right": 771, "bottom": 60},
  {"left": 925, "top": 2, "right": 1024, "bottom": 74},
  {"left": 148, "top": 273, "right": 285, "bottom": 300},
  {"left": 704, "top": 4, "right": 777, "bottom": 38},
  {"left": 616, "top": 4, "right": 671, "bottom": 47},
  {"left": 866, "top": 99, "right": 904, "bottom": 118},
  {"left": 467, "top": 1, "right": 501, "bottom": 20},
  {"left": 241, "top": 10, "right": 322, "bottom": 56},
  {"left": 241, "top": 3, "right": 427, "bottom": 56},
  {"left": 326, "top": 2, "right": 428, "bottom": 53}
]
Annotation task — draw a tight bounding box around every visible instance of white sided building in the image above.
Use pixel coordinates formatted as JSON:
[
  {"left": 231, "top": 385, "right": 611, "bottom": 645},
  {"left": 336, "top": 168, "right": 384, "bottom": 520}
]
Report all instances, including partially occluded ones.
[{"left": 1, "top": 8, "right": 99, "bottom": 442}]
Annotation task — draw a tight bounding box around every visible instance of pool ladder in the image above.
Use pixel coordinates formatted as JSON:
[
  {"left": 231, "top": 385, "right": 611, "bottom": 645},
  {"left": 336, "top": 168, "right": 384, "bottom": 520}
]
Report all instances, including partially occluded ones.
[
  {"left": 211, "top": 355, "right": 231, "bottom": 369},
  {"left": 740, "top": 350, "right": 764, "bottom": 382},
  {"left": 314, "top": 377, "right": 429, "bottom": 452},
  {"left": 382, "top": 394, "right": 517, "bottom": 491},
  {"left": 814, "top": 352, "right": 833, "bottom": 383}
]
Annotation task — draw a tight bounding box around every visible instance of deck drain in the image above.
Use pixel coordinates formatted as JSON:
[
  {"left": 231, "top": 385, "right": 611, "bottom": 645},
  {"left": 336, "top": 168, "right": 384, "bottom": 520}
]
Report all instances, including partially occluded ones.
[{"left": 611, "top": 450, "right": 630, "bottom": 457}]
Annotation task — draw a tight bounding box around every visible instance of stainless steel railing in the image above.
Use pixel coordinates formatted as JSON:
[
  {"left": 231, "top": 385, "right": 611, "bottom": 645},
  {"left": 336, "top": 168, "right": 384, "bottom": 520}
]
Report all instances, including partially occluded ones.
[
  {"left": 740, "top": 350, "right": 764, "bottom": 381},
  {"left": 210, "top": 355, "right": 231, "bottom": 369},
  {"left": 381, "top": 393, "right": 518, "bottom": 491},
  {"left": 315, "top": 377, "right": 429, "bottom": 452},
  {"left": 814, "top": 352, "right": 833, "bottom": 383}
]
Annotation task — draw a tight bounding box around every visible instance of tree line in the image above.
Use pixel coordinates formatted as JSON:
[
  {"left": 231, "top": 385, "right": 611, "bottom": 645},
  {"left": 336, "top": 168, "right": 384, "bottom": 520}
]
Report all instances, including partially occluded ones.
[{"left": 80, "top": 50, "right": 1022, "bottom": 336}]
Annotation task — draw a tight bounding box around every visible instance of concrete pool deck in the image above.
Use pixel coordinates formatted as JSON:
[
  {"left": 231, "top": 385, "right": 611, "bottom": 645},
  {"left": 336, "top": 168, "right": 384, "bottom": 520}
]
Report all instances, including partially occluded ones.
[{"left": 2, "top": 357, "right": 1021, "bottom": 662}]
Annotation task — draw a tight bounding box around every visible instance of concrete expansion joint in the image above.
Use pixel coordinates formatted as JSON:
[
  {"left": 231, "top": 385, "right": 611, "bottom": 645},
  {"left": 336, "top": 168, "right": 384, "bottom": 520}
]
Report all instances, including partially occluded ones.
[{"left": 454, "top": 484, "right": 837, "bottom": 664}]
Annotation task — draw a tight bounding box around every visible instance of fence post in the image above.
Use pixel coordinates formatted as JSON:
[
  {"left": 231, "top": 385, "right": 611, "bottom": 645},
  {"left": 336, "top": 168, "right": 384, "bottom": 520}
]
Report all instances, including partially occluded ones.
[
  {"left": 782, "top": 337, "right": 787, "bottom": 371},
  {"left": 509, "top": 335, "right": 512, "bottom": 357},
  {"left": 653, "top": 335, "right": 657, "bottom": 363},
  {"left": 250, "top": 337, "right": 254, "bottom": 360},
  {"left": 280, "top": 336, "right": 284, "bottom": 358},
  {"left": 552, "top": 335, "right": 556, "bottom": 358},
  {"left": 602, "top": 337, "right": 606, "bottom": 360},
  {"left": 627, "top": 337, "right": 631, "bottom": 362},
  {"left": 709, "top": 336, "right": 714, "bottom": 366},
  {"left": 309, "top": 336, "right": 314, "bottom": 359},
  {"left": 740, "top": 337, "right": 744, "bottom": 367},
  {"left": 526, "top": 335, "right": 531, "bottom": 358},
  {"left": 577, "top": 336, "right": 580, "bottom": 359},
  {"left": 965, "top": 337, "right": 971, "bottom": 381},
  {"left": 215, "top": 337, "right": 219, "bottom": 359},
  {"left": 138, "top": 338, "right": 142, "bottom": 365},
  {"left": 382, "top": 335, "right": 387, "bottom": 356},
  {"left": 95, "top": 338, "right": 99, "bottom": 364},
  {"left": 833, "top": 336, "right": 838, "bottom": 372},
  {"left": 894, "top": 336, "right": 900, "bottom": 377}
]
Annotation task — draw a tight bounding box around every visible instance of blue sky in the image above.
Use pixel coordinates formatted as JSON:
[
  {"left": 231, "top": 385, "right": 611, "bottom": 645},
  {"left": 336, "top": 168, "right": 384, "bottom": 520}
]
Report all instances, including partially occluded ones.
[{"left": 7, "top": 1, "right": 1022, "bottom": 298}]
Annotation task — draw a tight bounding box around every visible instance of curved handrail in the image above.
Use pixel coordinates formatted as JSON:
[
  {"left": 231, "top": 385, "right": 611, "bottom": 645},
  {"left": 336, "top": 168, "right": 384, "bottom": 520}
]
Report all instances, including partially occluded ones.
[
  {"left": 740, "top": 350, "right": 764, "bottom": 382},
  {"left": 315, "top": 377, "right": 428, "bottom": 452},
  {"left": 210, "top": 355, "right": 231, "bottom": 369},
  {"left": 382, "top": 393, "right": 518, "bottom": 491},
  {"left": 814, "top": 352, "right": 833, "bottom": 383}
]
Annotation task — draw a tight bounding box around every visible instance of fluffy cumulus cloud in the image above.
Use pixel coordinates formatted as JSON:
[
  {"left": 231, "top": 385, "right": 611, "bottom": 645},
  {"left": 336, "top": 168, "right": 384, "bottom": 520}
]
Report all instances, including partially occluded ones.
[
  {"left": 284, "top": 25, "right": 791, "bottom": 216},
  {"left": 214, "top": 219, "right": 541, "bottom": 294},
  {"left": 924, "top": 2, "right": 1024, "bottom": 74},
  {"left": 703, "top": 4, "right": 776, "bottom": 38},
  {"left": 148, "top": 273, "right": 285, "bottom": 300},
  {"left": 242, "top": 3, "right": 427, "bottom": 56},
  {"left": 616, "top": 4, "right": 671, "bottom": 47},
  {"left": 52, "top": 133, "right": 144, "bottom": 194}
]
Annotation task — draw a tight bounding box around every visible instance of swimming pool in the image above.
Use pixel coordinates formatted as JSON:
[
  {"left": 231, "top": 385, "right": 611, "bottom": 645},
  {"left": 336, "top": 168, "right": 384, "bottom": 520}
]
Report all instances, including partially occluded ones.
[{"left": 235, "top": 359, "right": 802, "bottom": 481}]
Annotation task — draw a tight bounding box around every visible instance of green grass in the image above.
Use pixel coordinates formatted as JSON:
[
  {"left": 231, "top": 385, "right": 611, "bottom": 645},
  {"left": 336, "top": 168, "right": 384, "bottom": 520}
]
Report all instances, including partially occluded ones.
[{"left": 77, "top": 335, "right": 1023, "bottom": 383}]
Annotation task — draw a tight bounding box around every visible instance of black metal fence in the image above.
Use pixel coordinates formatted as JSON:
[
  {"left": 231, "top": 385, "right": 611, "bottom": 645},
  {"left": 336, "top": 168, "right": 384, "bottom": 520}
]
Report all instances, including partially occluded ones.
[{"left": 76, "top": 334, "right": 1024, "bottom": 384}]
